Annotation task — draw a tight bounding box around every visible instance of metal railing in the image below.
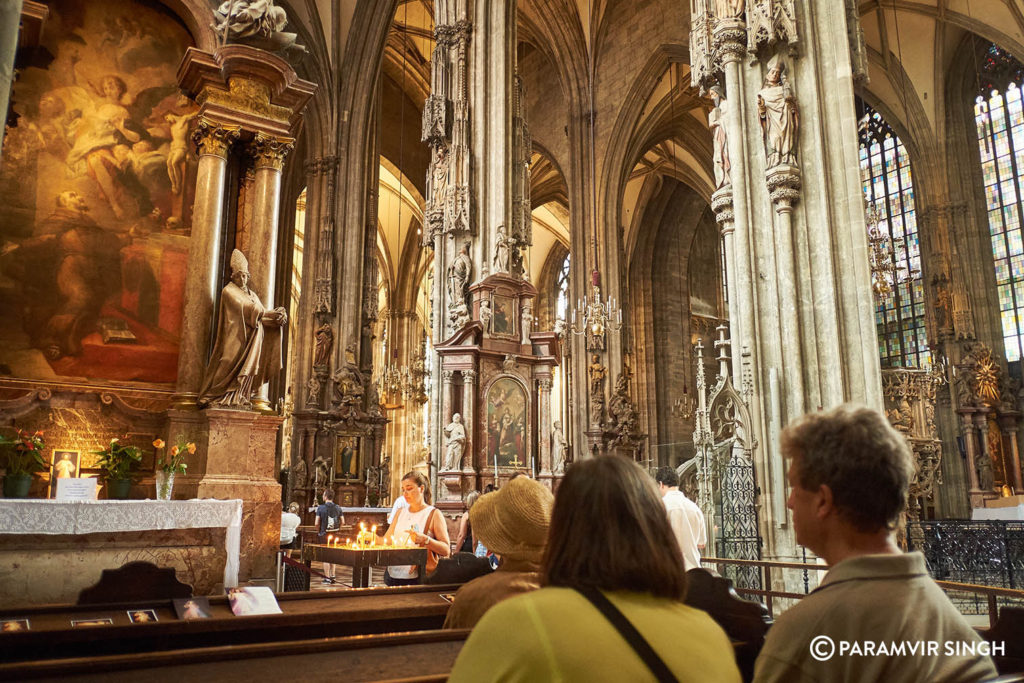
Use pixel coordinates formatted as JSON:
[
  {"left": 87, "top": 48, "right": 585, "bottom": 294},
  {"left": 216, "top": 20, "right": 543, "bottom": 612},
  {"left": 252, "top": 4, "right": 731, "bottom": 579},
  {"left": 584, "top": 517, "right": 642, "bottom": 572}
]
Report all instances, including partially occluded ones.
[{"left": 703, "top": 556, "right": 1024, "bottom": 628}]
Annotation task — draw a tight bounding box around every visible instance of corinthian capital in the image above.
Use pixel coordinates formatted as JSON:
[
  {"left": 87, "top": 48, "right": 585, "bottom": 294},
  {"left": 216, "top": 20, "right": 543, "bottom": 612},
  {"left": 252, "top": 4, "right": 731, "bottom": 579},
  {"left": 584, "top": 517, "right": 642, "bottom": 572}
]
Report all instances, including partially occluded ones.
[
  {"left": 191, "top": 119, "right": 241, "bottom": 158},
  {"left": 251, "top": 132, "right": 296, "bottom": 170}
]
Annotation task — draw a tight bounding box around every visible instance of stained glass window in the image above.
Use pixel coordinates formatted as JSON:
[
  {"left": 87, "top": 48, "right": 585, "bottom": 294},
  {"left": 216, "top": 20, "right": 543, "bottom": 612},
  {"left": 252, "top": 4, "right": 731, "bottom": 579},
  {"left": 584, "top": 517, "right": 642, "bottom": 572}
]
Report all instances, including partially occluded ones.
[
  {"left": 976, "top": 44, "right": 1024, "bottom": 362},
  {"left": 858, "top": 102, "right": 929, "bottom": 368}
]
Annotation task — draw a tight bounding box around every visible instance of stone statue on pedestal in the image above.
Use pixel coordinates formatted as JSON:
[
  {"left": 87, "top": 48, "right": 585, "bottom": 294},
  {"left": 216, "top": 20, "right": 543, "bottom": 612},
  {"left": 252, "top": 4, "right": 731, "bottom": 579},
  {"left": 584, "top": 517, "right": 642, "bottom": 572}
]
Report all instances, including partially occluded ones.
[
  {"left": 480, "top": 299, "right": 492, "bottom": 335},
  {"left": 313, "top": 323, "right": 333, "bottom": 366},
  {"left": 551, "top": 421, "right": 567, "bottom": 473},
  {"left": 715, "top": 0, "right": 745, "bottom": 18},
  {"left": 757, "top": 55, "right": 799, "bottom": 168},
  {"left": 199, "top": 249, "right": 288, "bottom": 408},
  {"left": 709, "top": 85, "right": 731, "bottom": 189},
  {"left": 521, "top": 301, "right": 533, "bottom": 344},
  {"left": 443, "top": 413, "right": 467, "bottom": 471},
  {"left": 493, "top": 225, "right": 512, "bottom": 274},
  {"left": 447, "top": 242, "right": 472, "bottom": 316}
]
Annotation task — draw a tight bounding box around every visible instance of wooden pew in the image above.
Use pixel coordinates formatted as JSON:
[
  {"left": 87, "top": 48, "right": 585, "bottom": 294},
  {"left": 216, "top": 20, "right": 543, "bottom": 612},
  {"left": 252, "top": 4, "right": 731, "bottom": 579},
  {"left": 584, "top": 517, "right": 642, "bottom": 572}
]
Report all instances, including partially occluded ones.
[
  {"left": 0, "top": 584, "right": 460, "bottom": 664},
  {"left": 685, "top": 568, "right": 773, "bottom": 681},
  {"left": 0, "top": 629, "right": 471, "bottom": 682}
]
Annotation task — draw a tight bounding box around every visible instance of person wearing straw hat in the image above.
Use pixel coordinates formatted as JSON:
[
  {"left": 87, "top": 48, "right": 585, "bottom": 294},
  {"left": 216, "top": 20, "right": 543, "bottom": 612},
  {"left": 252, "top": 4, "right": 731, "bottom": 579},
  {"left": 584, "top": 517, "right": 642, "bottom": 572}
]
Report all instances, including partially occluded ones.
[{"left": 443, "top": 476, "right": 553, "bottom": 629}]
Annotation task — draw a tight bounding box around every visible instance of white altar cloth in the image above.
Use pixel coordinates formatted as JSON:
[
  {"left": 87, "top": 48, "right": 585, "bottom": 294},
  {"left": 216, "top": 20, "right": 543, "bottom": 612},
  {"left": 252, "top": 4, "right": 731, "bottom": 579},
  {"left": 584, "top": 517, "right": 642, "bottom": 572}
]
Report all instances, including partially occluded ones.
[{"left": 0, "top": 499, "right": 243, "bottom": 587}]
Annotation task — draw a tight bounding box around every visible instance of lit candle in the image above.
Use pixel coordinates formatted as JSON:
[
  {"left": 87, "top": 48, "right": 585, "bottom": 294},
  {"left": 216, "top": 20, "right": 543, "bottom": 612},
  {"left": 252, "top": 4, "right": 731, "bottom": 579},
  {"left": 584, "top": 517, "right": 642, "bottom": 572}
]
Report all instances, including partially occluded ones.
[{"left": 327, "top": 534, "right": 333, "bottom": 547}]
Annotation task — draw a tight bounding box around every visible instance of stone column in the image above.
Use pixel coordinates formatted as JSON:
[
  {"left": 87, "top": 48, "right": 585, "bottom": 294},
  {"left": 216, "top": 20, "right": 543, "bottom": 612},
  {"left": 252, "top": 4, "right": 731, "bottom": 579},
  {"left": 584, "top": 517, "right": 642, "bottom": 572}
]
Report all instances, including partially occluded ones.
[
  {"left": 247, "top": 133, "right": 294, "bottom": 411},
  {"left": 998, "top": 411, "right": 1023, "bottom": 492},
  {"left": 538, "top": 377, "right": 552, "bottom": 478},
  {"left": 0, "top": 0, "right": 25, "bottom": 168},
  {"left": 961, "top": 411, "right": 981, "bottom": 492},
  {"left": 462, "top": 369, "right": 477, "bottom": 473},
  {"left": 767, "top": 164, "right": 805, "bottom": 419},
  {"left": 172, "top": 120, "right": 240, "bottom": 406}
]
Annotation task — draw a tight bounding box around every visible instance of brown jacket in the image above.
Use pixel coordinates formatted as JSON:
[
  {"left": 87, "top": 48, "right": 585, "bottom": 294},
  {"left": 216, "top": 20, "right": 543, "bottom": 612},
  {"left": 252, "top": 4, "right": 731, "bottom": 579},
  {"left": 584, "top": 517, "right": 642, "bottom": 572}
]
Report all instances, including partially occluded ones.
[{"left": 443, "top": 559, "right": 541, "bottom": 630}]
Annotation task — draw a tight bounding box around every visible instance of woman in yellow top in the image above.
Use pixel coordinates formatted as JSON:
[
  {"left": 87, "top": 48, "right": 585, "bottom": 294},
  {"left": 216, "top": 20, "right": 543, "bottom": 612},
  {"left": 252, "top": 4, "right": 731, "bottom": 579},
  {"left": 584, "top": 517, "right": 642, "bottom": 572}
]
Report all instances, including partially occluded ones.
[
  {"left": 449, "top": 456, "right": 741, "bottom": 682},
  {"left": 381, "top": 471, "right": 450, "bottom": 585}
]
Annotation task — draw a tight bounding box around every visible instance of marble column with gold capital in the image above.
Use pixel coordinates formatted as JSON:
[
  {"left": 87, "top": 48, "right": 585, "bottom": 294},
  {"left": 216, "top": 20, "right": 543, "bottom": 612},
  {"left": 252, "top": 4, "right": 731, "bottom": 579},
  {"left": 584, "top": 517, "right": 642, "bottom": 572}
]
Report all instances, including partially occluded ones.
[
  {"left": 247, "top": 133, "right": 295, "bottom": 307},
  {"left": 173, "top": 120, "right": 241, "bottom": 406},
  {"left": 247, "top": 132, "right": 294, "bottom": 411}
]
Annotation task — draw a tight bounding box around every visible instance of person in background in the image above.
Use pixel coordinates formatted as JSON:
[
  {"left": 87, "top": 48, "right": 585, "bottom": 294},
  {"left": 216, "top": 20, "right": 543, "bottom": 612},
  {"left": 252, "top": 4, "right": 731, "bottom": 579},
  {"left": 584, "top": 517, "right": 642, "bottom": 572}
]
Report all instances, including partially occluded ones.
[
  {"left": 449, "top": 456, "right": 740, "bottom": 682},
  {"left": 753, "top": 405, "right": 997, "bottom": 683},
  {"left": 315, "top": 489, "right": 343, "bottom": 584},
  {"left": 454, "top": 490, "right": 480, "bottom": 554},
  {"left": 280, "top": 502, "right": 301, "bottom": 551},
  {"left": 444, "top": 476, "right": 553, "bottom": 629},
  {"left": 381, "top": 471, "right": 450, "bottom": 585},
  {"left": 654, "top": 466, "right": 706, "bottom": 570}
]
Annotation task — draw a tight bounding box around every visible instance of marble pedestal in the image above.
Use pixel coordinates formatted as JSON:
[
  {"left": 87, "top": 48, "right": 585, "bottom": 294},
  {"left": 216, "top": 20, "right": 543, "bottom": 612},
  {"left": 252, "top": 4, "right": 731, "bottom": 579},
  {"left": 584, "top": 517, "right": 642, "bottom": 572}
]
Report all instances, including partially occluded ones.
[{"left": 198, "top": 408, "right": 283, "bottom": 581}]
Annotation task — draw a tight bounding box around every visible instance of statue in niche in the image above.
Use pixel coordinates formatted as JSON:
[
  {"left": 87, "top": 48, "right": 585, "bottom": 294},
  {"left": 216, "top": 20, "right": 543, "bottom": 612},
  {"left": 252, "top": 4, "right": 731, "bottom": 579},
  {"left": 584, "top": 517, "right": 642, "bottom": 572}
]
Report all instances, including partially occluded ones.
[
  {"left": 313, "top": 453, "right": 329, "bottom": 487},
  {"left": 431, "top": 145, "right": 450, "bottom": 209},
  {"left": 551, "top": 421, "right": 567, "bottom": 474},
  {"left": 757, "top": 55, "right": 799, "bottom": 168},
  {"left": 521, "top": 301, "right": 533, "bottom": 344},
  {"left": 443, "top": 413, "right": 467, "bottom": 471},
  {"left": 588, "top": 353, "right": 607, "bottom": 398},
  {"left": 447, "top": 242, "right": 472, "bottom": 313},
  {"left": 977, "top": 453, "right": 995, "bottom": 491},
  {"left": 715, "top": 0, "right": 745, "bottom": 18},
  {"left": 305, "top": 376, "right": 321, "bottom": 405},
  {"left": 479, "top": 299, "right": 492, "bottom": 334},
  {"left": 709, "top": 85, "right": 731, "bottom": 189},
  {"left": 199, "top": 249, "right": 288, "bottom": 408},
  {"left": 313, "top": 322, "right": 334, "bottom": 367},
  {"left": 493, "top": 225, "right": 512, "bottom": 274}
]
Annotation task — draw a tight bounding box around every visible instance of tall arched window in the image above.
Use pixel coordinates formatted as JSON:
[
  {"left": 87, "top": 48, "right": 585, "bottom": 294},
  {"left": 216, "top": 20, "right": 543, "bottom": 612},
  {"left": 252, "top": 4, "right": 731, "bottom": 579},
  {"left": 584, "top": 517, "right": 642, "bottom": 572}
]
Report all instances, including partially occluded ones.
[
  {"left": 975, "top": 44, "right": 1024, "bottom": 361},
  {"left": 555, "top": 253, "right": 570, "bottom": 321},
  {"left": 858, "top": 103, "right": 929, "bottom": 368}
]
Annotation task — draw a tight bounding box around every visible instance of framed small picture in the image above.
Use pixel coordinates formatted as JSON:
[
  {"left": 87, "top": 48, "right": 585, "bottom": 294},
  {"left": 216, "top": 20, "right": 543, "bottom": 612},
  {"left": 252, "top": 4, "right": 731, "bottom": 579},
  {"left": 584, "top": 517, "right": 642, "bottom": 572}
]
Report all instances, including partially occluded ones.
[
  {"left": 334, "top": 435, "right": 361, "bottom": 482},
  {"left": 71, "top": 618, "right": 113, "bottom": 627},
  {"left": 127, "top": 609, "right": 158, "bottom": 623},
  {"left": 0, "top": 619, "right": 29, "bottom": 632},
  {"left": 491, "top": 294, "right": 516, "bottom": 338},
  {"left": 227, "top": 587, "right": 282, "bottom": 616},
  {"left": 173, "top": 597, "right": 212, "bottom": 620},
  {"left": 49, "top": 450, "right": 80, "bottom": 498}
]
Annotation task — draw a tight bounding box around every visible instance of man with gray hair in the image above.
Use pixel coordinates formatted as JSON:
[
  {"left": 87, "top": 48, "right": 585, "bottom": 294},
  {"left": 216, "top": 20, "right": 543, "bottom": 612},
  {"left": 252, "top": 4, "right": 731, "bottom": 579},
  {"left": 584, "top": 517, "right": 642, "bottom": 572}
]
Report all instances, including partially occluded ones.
[{"left": 754, "top": 404, "right": 996, "bottom": 682}]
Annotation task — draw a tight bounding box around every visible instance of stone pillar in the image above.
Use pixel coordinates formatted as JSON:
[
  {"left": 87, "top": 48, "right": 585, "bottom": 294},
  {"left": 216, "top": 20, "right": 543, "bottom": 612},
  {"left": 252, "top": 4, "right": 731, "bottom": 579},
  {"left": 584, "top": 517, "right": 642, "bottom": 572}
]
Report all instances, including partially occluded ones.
[
  {"left": 172, "top": 121, "right": 240, "bottom": 406},
  {"left": 538, "top": 377, "right": 552, "bottom": 479},
  {"left": 462, "top": 369, "right": 476, "bottom": 473},
  {"left": 0, "top": 0, "right": 25, "bottom": 168},
  {"left": 961, "top": 411, "right": 981, "bottom": 492},
  {"left": 199, "top": 409, "right": 283, "bottom": 581},
  {"left": 971, "top": 410, "right": 992, "bottom": 509},
  {"left": 247, "top": 133, "right": 294, "bottom": 411},
  {"left": 766, "top": 164, "right": 805, "bottom": 419},
  {"left": 999, "top": 411, "right": 1023, "bottom": 492}
]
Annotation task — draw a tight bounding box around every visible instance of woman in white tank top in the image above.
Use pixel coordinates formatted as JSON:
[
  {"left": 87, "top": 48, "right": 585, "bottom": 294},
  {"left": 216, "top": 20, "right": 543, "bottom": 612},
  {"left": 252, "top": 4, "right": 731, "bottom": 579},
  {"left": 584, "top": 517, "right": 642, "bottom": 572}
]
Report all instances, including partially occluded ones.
[{"left": 382, "top": 471, "right": 451, "bottom": 585}]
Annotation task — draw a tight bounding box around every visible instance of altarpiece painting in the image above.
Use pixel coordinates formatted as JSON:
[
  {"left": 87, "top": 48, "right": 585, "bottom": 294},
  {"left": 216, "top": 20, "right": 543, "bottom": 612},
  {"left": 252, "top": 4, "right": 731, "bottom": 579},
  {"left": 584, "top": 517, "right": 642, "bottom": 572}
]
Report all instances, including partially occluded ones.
[
  {"left": 486, "top": 377, "right": 527, "bottom": 467},
  {"left": 0, "top": 0, "right": 196, "bottom": 386}
]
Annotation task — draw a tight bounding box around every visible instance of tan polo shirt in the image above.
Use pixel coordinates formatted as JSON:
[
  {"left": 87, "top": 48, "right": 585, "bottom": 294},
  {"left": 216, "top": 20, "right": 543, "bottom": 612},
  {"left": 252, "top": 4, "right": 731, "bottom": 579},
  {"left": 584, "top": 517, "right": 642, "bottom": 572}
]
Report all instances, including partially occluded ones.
[{"left": 754, "top": 552, "right": 998, "bottom": 683}]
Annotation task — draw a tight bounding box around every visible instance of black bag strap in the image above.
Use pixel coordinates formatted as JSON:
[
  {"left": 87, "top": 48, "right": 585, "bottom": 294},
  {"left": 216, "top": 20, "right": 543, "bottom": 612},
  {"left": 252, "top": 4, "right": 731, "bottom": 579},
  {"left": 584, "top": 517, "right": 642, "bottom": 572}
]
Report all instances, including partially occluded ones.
[{"left": 576, "top": 586, "right": 678, "bottom": 683}]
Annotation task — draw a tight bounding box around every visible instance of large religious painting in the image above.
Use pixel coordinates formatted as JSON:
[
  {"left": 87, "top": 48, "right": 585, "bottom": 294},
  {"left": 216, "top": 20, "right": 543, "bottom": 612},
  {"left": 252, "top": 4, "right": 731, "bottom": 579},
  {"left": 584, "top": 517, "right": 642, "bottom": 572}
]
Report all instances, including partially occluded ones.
[
  {"left": 0, "top": 0, "right": 197, "bottom": 387},
  {"left": 486, "top": 377, "right": 527, "bottom": 468}
]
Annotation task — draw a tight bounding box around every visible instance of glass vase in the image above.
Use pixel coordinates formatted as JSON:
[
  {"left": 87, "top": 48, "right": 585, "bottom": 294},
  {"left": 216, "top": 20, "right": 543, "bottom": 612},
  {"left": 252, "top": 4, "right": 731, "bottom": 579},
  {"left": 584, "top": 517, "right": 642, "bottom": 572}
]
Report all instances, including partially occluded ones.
[{"left": 155, "top": 471, "right": 175, "bottom": 500}]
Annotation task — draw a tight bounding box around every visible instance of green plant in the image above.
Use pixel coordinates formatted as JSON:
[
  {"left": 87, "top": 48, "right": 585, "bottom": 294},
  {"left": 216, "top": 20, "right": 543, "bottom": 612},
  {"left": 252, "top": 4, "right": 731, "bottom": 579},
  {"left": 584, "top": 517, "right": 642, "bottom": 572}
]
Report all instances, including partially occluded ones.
[
  {"left": 154, "top": 437, "right": 194, "bottom": 475},
  {"left": 92, "top": 436, "right": 144, "bottom": 480},
  {"left": 0, "top": 429, "right": 49, "bottom": 477}
]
